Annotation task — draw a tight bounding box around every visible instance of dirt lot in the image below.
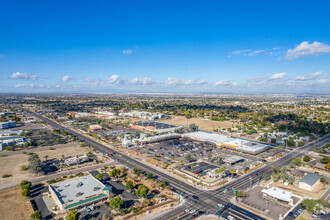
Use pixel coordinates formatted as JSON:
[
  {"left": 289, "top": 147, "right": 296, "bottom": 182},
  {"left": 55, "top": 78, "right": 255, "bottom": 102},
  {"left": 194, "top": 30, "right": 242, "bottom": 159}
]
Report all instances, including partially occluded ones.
[
  {"left": 0, "top": 188, "right": 33, "bottom": 220},
  {"left": 163, "top": 116, "right": 240, "bottom": 132},
  {"left": 0, "top": 143, "right": 90, "bottom": 191}
]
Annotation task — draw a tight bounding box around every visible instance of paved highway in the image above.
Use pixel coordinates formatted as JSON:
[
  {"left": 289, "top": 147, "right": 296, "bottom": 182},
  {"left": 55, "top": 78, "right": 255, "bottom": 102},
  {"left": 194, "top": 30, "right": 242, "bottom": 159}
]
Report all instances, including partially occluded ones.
[{"left": 26, "top": 109, "right": 329, "bottom": 220}]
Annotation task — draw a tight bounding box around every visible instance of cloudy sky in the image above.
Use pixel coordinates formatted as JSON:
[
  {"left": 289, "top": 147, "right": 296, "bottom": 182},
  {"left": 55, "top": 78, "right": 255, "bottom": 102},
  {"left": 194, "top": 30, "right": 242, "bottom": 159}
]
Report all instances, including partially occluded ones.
[{"left": 1, "top": 0, "right": 330, "bottom": 94}]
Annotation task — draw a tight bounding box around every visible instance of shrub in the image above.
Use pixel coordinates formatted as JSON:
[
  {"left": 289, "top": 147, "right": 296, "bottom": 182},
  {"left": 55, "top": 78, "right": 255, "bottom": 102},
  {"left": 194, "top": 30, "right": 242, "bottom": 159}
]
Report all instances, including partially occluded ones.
[
  {"left": 21, "top": 165, "right": 29, "bottom": 171},
  {"left": 47, "top": 179, "right": 56, "bottom": 184},
  {"left": 2, "top": 174, "right": 12, "bottom": 178}
]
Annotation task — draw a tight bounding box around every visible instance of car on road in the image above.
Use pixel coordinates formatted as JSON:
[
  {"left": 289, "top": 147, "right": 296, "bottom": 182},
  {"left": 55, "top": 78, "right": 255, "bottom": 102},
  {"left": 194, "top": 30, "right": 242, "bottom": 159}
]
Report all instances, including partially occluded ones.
[
  {"left": 185, "top": 209, "right": 190, "bottom": 213},
  {"left": 227, "top": 215, "right": 235, "bottom": 220},
  {"left": 190, "top": 209, "right": 196, "bottom": 214},
  {"left": 223, "top": 189, "right": 228, "bottom": 193},
  {"left": 192, "top": 214, "right": 199, "bottom": 219},
  {"left": 85, "top": 207, "right": 91, "bottom": 212},
  {"left": 192, "top": 195, "right": 199, "bottom": 200}
]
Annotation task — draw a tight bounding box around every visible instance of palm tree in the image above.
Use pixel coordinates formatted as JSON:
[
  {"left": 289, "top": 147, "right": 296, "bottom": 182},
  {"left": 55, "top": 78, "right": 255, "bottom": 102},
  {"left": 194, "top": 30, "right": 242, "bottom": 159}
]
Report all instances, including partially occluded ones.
[{"left": 230, "top": 169, "right": 235, "bottom": 179}]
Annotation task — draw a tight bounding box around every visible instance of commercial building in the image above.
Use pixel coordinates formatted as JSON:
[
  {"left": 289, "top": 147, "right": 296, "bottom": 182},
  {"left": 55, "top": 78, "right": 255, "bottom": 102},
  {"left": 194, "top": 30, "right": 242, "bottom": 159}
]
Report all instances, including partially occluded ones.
[
  {"left": 0, "top": 121, "right": 16, "bottom": 129},
  {"left": 123, "top": 111, "right": 164, "bottom": 120},
  {"left": 49, "top": 174, "right": 111, "bottom": 212},
  {"left": 183, "top": 131, "right": 269, "bottom": 155},
  {"left": 0, "top": 136, "right": 30, "bottom": 151},
  {"left": 143, "top": 133, "right": 180, "bottom": 143},
  {"left": 64, "top": 155, "right": 89, "bottom": 165},
  {"left": 223, "top": 155, "right": 244, "bottom": 165},
  {"left": 0, "top": 130, "right": 22, "bottom": 136},
  {"left": 89, "top": 124, "right": 102, "bottom": 131},
  {"left": 262, "top": 187, "right": 293, "bottom": 206},
  {"left": 131, "top": 121, "right": 179, "bottom": 133},
  {"left": 298, "top": 173, "right": 321, "bottom": 191}
]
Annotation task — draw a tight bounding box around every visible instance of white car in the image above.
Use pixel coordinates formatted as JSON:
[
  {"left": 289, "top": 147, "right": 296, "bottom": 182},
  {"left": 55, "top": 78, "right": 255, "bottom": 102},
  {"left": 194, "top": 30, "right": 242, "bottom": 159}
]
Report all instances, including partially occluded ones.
[
  {"left": 90, "top": 206, "right": 94, "bottom": 211},
  {"left": 190, "top": 209, "right": 196, "bottom": 214},
  {"left": 223, "top": 189, "right": 228, "bottom": 193},
  {"left": 185, "top": 209, "right": 190, "bottom": 213},
  {"left": 298, "top": 209, "right": 303, "bottom": 213},
  {"left": 227, "top": 215, "right": 236, "bottom": 220}
]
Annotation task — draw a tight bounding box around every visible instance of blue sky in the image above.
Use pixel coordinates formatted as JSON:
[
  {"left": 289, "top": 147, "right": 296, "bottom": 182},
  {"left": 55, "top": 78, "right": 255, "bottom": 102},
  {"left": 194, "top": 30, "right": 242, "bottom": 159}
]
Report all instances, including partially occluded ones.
[{"left": 1, "top": 0, "right": 330, "bottom": 93}]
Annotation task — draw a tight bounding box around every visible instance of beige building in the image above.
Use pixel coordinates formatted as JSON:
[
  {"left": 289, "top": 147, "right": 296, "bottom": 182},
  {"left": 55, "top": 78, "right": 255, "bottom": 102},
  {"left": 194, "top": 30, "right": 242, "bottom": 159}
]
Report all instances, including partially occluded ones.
[
  {"left": 298, "top": 173, "right": 321, "bottom": 192},
  {"left": 49, "top": 175, "right": 111, "bottom": 212}
]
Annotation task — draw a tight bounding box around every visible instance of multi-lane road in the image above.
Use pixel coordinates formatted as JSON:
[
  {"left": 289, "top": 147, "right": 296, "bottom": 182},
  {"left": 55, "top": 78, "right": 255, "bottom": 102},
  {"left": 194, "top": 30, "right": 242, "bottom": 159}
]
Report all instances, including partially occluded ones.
[{"left": 26, "top": 109, "right": 329, "bottom": 220}]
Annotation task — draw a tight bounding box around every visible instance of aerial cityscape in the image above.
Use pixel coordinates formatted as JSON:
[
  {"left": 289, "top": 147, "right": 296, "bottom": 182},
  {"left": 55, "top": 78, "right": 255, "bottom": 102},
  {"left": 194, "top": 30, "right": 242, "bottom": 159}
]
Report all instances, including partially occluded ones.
[{"left": 0, "top": 1, "right": 329, "bottom": 220}]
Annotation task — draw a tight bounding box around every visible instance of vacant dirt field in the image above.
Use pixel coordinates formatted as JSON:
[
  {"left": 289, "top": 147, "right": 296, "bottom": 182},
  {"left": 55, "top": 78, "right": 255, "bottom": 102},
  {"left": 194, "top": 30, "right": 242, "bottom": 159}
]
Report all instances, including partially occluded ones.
[
  {"left": 0, "top": 188, "right": 32, "bottom": 220},
  {"left": 0, "top": 143, "right": 90, "bottom": 191},
  {"left": 163, "top": 116, "right": 241, "bottom": 132}
]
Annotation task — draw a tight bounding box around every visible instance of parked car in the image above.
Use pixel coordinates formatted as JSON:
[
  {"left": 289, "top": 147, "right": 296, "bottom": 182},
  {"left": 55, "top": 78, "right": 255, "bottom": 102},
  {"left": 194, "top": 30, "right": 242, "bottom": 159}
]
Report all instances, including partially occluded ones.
[
  {"left": 190, "top": 209, "right": 196, "bottom": 214},
  {"left": 288, "top": 212, "right": 293, "bottom": 216},
  {"left": 185, "top": 209, "right": 190, "bottom": 213},
  {"left": 227, "top": 215, "right": 235, "bottom": 220}
]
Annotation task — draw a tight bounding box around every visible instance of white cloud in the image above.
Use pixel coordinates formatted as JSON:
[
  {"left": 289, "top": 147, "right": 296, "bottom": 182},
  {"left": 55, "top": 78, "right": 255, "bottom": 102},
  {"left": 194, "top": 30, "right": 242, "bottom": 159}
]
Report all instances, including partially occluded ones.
[
  {"left": 214, "top": 80, "right": 232, "bottom": 86},
  {"left": 107, "top": 75, "right": 120, "bottom": 84},
  {"left": 9, "top": 72, "right": 29, "bottom": 79},
  {"left": 228, "top": 48, "right": 283, "bottom": 57},
  {"left": 166, "top": 77, "right": 183, "bottom": 85},
  {"left": 122, "top": 49, "right": 133, "bottom": 54},
  {"left": 286, "top": 41, "right": 330, "bottom": 60},
  {"left": 30, "top": 75, "right": 38, "bottom": 80},
  {"left": 268, "top": 73, "right": 288, "bottom": 80},
  {"left": 295, "top": 71, "right": 323, "bottom": 81},
  {"left": 14, "top": 84, "right": 26, "bottom": 88},
  {"left": 61, "top": 75, "right": 73, "bottom": 82},
  {"left": 130, "top": 77, "right": 155, "bottom": 85}
]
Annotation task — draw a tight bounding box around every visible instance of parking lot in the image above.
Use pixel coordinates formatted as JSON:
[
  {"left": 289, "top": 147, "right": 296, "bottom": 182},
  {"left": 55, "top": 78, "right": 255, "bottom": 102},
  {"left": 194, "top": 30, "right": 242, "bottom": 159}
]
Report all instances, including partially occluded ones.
[
  {"left": 134, "top": 138, "right": 263, "bottom": 180},
  {"left": 240, "top": 186, "right": 300, "bottom": 220}
]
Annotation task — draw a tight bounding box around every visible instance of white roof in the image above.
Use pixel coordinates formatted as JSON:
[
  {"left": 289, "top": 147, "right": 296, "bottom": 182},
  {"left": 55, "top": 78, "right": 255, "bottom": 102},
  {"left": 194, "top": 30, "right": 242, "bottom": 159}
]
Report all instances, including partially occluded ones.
[
  {"left": 50, "top": 175, "right": 105, "bottom": 205},
  {"left": 184, "top": 131, "right": 269, "bottom": 153},
  {"left": 262, "top": 187, "right": 292, "bottom": 202},
  {"left": 184, "top": 131, "right": 231, "bottom": 143}
]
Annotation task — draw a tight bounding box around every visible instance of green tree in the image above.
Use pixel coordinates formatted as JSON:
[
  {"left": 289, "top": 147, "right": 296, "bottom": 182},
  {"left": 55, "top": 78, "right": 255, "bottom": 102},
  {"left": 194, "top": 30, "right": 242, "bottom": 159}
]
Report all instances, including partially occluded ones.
[
  {"left": 159, "top": 180, "right": 167, "bottom": 188},
  {"left": 22, "top": 188, "right": 30, "bottom": 197},
  {"left": 189, "top": 123, "right": 198, "bottom": 131},
  {"left": 263, "top": 173, "right": 271, "bottom": 180},
  {"left": 302, "top": 199, "right": 317, "bottom": 213},
  {"left": 136, "top": 185, "right": 149, "bottom": 198},
  {"left": 28, "top": 154, "right": 43, "bottom": 174},
  {"left": 147, "top": 173, "right": 153, "bottom": 179},
  {"left": 133, "top": 167, "right": 141, "bottom": 176},
  {"left": 66, "top": 209, "right": 79, "bottom": 220},
  {"left": 303, "top": 155, "right": 311, "bottom": 162},
  {"left": 109, "top": 169, "right": 121, "bottom": 178},
  {"left": 30, "top": 210, "right": 42, "bottom": 220},
  {"left": 125, "top": 180, "right": 134, "bottom": 190},
  {"left": 109, "top": 196, "right": 124, "bottom": 209},
  {"left": 95, "top": 173, "right": 103, "bottom": 181}
]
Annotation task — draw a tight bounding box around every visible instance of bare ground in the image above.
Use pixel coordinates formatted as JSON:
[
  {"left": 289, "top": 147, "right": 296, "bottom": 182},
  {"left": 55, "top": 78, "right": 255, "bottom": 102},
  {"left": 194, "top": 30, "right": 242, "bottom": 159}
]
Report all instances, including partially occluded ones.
[
  {"left": 163, "top": 116, "right": 241, "bottom": 132},
  {"left": 0, "top": 143, "right": 90, "bottom": 191},
  {"left": 0, "top": 188, "right": 33, "bottom": 220}
]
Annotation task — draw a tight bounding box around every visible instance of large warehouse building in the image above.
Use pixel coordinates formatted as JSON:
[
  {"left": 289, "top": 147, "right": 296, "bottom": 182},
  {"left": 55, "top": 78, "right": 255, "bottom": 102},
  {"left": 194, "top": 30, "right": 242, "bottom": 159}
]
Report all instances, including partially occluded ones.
[
  {"left": 131, "top": 121, "right": 179, "bottom": 133},
  {"left": 183, "top": 131, "right": 270, "bottom": 155}
]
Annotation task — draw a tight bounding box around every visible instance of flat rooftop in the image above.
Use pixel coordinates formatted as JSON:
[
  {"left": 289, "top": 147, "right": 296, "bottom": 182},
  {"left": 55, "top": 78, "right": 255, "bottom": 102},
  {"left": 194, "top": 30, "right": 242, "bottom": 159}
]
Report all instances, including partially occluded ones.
[
  {"left": 133, "top": 121, "right": 177, "bottom": 130},
  {"left": 262, "top": 187, "right": 292, "bottom": 202},
  {"left": 50, "top": 175, "right": 105, "bottom": 205},
  {"left": 184, "top": 131, "right": 269, "bottom": 154},
  {"left": 184, "top": 131, "right": 231, "bottom": 143}
]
